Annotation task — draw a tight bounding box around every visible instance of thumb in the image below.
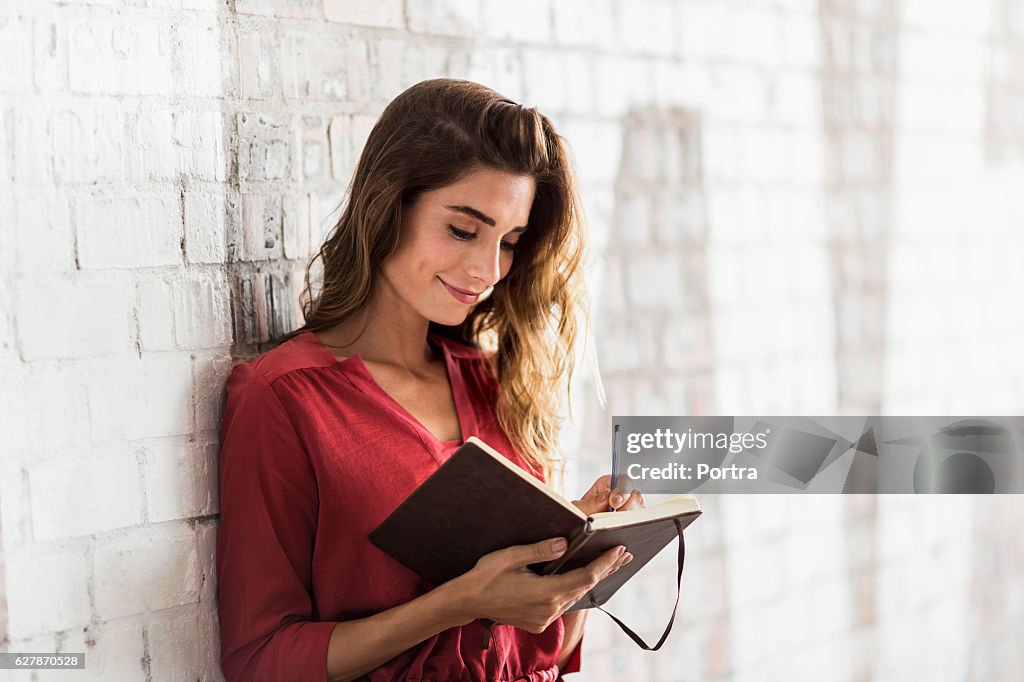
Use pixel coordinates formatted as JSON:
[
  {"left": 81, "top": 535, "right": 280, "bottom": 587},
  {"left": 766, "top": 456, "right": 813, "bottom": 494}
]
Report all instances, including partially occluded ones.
[{"left": 500, "top": 537, "right": 568, "bottom": 568}]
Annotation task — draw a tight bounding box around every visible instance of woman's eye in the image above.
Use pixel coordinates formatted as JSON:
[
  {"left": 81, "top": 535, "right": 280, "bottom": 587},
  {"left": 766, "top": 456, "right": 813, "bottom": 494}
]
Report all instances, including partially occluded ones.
[
  {"left": 500, "top": 241, "right": 519, "bottom": 253},
  {"left": 447, "top": 225, "right": 474, "bottom": 241}
]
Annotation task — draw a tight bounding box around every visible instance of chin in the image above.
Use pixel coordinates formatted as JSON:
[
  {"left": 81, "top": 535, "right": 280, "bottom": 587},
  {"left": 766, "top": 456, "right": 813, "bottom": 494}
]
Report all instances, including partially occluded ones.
[
  {"left": 431, "top": 311, "right": 471, "bottom": 327},
  {"left": 427, "top": 303, "right": 473, "bottom": 327}
]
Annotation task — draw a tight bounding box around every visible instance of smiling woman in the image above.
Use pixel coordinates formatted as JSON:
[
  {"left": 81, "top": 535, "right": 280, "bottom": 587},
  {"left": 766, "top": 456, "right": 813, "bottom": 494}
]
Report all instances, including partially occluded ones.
[
  {"left": 215, "top": 79, "right": 643, "bottom": 682},
  {"left": 379, "top": 169, "right": 534, "bottom": 325}
]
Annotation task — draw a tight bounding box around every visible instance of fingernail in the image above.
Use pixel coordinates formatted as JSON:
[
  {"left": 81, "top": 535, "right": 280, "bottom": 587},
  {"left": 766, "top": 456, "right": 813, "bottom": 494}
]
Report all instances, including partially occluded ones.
[
  {"left": 622, "top": 552, "right": 633, "bottom": 565},
  {"left": 610, "top": 493, "right": 624, "bottom": 506},
  {"left": 617, "top": 546, "right": 625, "bottom": 558},
  {"left": 551, "top": 538, "right": 568, "bottom": 553}
]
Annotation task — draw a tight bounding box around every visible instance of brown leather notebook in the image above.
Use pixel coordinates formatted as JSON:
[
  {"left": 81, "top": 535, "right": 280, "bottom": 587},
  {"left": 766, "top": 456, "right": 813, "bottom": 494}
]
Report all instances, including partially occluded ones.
[{"left": 369, "top": 436, "right": 702, "bottom": 611}]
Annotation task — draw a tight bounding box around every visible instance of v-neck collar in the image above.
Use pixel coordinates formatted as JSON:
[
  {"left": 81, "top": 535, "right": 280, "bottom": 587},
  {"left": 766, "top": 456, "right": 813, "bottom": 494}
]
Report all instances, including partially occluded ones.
[{"left": 301, "top": 331, "right": 478, "bottom": 464}]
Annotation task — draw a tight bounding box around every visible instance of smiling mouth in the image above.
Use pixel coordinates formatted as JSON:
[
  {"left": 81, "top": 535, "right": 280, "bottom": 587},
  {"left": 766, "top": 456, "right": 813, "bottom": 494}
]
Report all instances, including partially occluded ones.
[{"left": 438, "top": 278, "right": 482, "bottom": 304}]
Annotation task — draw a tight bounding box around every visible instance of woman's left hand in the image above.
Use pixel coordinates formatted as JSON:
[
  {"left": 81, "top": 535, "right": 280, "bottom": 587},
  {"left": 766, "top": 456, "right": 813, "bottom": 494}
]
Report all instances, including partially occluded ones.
[{"left": 571, "top": 475, "right": 645, "bottom": 516}]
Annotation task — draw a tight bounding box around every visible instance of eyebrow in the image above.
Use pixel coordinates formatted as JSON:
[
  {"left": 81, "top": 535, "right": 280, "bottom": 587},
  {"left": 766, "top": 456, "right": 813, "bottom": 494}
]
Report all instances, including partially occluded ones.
[{"left": 444, "top": 204, "right": 528, "bottom": 232}]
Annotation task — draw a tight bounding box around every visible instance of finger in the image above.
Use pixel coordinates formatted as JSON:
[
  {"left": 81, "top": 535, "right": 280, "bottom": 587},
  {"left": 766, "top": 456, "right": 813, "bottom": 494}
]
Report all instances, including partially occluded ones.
[
  {"left": 572, "top": 491, "right": 614, "bottom": 516},
  {"left": 615, "top": 490, "right": 645, "bottom": 511},
  {"left": 498, "top": 537, "right": 569, "bottom": 568},
  {"left": 579, "top": 475, "right": 612, "bottom": 500},
  {"left": 551, "top": 546, "right": 625, "bottom": 592}
]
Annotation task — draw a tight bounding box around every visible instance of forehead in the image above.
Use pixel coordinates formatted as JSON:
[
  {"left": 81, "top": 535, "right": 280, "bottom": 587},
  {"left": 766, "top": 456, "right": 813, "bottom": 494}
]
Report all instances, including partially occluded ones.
[{"left": 425, "top": 169, "right": 535, "bottom": 225}]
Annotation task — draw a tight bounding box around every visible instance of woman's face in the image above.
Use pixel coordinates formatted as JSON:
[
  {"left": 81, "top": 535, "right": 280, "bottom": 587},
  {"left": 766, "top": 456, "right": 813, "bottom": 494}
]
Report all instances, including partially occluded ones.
[{"left": 380, "top": 168, "right": 535, "bottom": 327}]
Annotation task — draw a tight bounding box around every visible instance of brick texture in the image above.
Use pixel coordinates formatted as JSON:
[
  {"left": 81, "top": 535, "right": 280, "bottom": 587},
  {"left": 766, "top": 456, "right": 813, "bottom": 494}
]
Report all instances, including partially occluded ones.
[{"left": 2, "top": 1, "right": 1023, "bottom": 681}]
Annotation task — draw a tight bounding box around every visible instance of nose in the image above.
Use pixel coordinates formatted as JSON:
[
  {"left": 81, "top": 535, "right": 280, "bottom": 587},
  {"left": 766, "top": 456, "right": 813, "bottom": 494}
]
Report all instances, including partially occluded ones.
[{"left": 463, "top": 240, "right": 503, "bottom": 287}]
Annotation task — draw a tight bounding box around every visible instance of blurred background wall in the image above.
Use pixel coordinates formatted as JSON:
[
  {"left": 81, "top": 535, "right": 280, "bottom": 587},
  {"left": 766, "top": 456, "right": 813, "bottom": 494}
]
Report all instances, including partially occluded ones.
[{"left": 1, "top": 0, "right": 1022, "bottom": 680}]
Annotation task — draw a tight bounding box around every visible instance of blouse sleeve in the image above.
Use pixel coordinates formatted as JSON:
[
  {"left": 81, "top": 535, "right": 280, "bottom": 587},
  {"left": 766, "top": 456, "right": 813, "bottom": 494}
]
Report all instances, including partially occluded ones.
[{"left": 216, "top": 363, "right": 337, "bottom": 681}]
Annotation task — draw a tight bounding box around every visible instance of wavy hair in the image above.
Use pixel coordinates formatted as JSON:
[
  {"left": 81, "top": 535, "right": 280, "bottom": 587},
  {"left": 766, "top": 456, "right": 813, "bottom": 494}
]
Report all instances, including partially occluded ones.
[{"left": 277, "top": 78, "right": 588, "bottom": 482}]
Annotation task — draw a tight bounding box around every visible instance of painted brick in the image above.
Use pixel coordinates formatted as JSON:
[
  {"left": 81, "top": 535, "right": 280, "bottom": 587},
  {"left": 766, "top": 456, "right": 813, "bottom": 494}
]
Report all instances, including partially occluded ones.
[
  {"left": 293, "top": 114, "right": 328, "bottom": 181},
  {"left": 619, "top": 0, "right": 676, "bottom": 57},
  {"left": 626, "top": 253, "right": 686, "bottom": 313},
  {"left": 324, "top": 0, "right": 404, "bottom": 28},
  {"left": 239, "top": 193, "right": 283, "bottom": 261},
  {"left": 144, "top": 441, "right": 218, "bottom": 523},
  {"left": 236, "top": 270, "right": 296, "bottom": 343},
  {"left": 0, "top": 460, "right": 30, "bottom": 550},
  {"left": 165, "top": 110, "right": 227, "bottom": 181},
  {"left": 12, "top": 108, "right": 54, "bottom": 183},
  {"left": 93, "top": 523, "right": 200, "bottom": 620},
  {"left": 0, "top": 15, "right": 34, "bottom": 93},
  {"left": 238, "top": 29, "right": 280, "bottom": 100},
  {"left": 235, "top": 0, "right": 321, "bottom": 19},
  {"left": 137, "top": 276, "right": 177, "bottom": 351},
  {"left": 69, "top": 21, "right": 173, "bottom": 95},
  {"left": 772, "top": 72, "right": 821, "bottom": 128},
  {"left": 59, "top": 617, "right": 147, "bottom": 681},
  {"left": 193, "top": 349, "right": 232, "bottom": 432},
  {"left": 407, "top": 0, "right": 482, "bottom": 37},
  {"left": 520, "top": 48, "right": 567, "bottom": 112},
  {"left": 146, "top": 604, "right": 211, "bottom": 682},
  {"left": 51, "top": 104, "right": 125, "bottom": 184},
  {"left": 86, "top": 353, "right": 194, "bottom": 442},
  {"left": 76, "top": 196, "right": 183, "bottom": 269},
  {"left": 0, "top": 362, "right": 91, "bottom": 453},
  {"left": 467, "top": 48, "right": 523, "bottom": 100},
  {"left": 238, "top": 111, "right": 291, "bottom": 181},
  {"left": 281, "top": 34, "right": 371, "bottom": 101},
  {"left": 172, "top": 271, "right": 234, "bottom": 348},
  {"left": 9, "top": 190, "right": 75, "bottom": 274},
  {"left": 16, "top": 272, "right": 132, "bottom": 360},
  {"left": 328, "top": 114, "right": 376, "bottom": 182},
  {"left": 29, "top": 446, "right": 144, "bottom": 541},
  {"left": 612, "top": 190, "right": 651, "bottom": 249},
  {"left": 5, "top": 543, "right": 92, "bottom": 639},
  {"left": 283, "top": 191, "right": 313, "bottom": 260},
  {"left": 551, "top": 0, "right": 614, "bottom": 47},
  {"left": 782, "top": 12, "right": 820, "bottom": 69},
  {"left": 1, "top": 633, "right": 54, "bottom": 682},
  {"left": 311, "top": 187, "right": 347, "bottom": 243},
  {"left": 399, "top": 42, "right": 449, "bottom": 89},
  {"left": 479, "top": 0, "right": 551, "bottom": 43},
  {"left": 0, "top": 108, "right": 10, "bottom": 184},
  {"left": 174, "top": 18, "right": 228, "bottom": 97},
  {"left": 126, "top": 109, "right": 227, "bottom": 181},
  {"left": 196, "top": 520, "right": 218, "bottom": 605},
  {"left": 184, "top": 190, "right": 229, "bottom": 264},
  {"left": 125, "top": 109, "right": 177, "bottom": 181},
  {"left": 557, "top": 120, "right": 620, "bottom": 185},
  {"left": 34, "top": 19, "right": 68, "bottom": 93}
]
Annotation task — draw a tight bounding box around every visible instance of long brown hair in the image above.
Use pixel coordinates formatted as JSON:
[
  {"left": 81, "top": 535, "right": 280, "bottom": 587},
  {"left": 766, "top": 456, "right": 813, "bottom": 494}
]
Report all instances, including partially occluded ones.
[{"left": 278, "top": 78, "right": 588, "bottom": 481}]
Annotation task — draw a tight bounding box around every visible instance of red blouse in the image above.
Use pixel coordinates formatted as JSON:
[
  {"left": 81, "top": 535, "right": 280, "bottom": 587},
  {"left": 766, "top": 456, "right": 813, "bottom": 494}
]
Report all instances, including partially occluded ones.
[{"left": 216, "top": 331, "right": 582, "bottom": 681}]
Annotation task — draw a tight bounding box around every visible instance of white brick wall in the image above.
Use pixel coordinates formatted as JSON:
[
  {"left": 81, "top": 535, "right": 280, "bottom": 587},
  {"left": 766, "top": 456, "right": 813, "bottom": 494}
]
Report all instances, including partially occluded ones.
[{"left": 2, "top": 0, "right": 1023, "bottom": 680}]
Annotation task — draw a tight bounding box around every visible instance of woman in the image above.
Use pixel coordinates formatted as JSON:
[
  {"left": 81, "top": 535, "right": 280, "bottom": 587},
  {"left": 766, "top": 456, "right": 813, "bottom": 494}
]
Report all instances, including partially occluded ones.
[{"left": 216, "top": 78, "right": 643, "bottom": 681}]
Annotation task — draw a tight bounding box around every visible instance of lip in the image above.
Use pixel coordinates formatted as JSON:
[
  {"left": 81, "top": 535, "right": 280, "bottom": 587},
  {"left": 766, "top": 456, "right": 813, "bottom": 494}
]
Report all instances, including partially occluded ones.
[{"left": 438, "top": 278, "right": 482, "bottom": 304}]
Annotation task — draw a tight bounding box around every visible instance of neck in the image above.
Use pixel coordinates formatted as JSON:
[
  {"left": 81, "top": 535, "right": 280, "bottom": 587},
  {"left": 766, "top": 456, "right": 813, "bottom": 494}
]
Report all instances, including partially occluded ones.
[{"left": 322, "top": 283, "right": 437, "bottom": 372}]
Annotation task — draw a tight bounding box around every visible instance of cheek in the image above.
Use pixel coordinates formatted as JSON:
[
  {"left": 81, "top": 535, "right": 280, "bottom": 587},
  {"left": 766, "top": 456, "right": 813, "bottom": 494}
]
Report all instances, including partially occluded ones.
[{"left": 498, "top": 253, "right": 514, "bottom": 280}]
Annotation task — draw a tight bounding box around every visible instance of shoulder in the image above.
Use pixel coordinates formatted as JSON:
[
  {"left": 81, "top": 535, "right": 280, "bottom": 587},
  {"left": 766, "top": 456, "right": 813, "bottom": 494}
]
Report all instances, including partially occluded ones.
[
  {"left": 231, "top": 331, "right": 336, "bottom": 387},
  {"left": 222, "top": 332, "right": 338, "bottom": 431}
]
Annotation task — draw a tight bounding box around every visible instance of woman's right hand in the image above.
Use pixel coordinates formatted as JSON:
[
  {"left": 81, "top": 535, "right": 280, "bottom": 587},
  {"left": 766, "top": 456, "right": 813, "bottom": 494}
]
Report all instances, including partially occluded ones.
[{"left": 449, "top": 538, "right": 633, "bottom": 633}]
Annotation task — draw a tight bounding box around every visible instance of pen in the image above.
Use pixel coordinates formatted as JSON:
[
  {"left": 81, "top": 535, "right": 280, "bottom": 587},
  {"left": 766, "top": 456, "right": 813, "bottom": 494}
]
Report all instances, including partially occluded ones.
[{"left": 609, "top": 424, "right": 621, "bottom": 512}]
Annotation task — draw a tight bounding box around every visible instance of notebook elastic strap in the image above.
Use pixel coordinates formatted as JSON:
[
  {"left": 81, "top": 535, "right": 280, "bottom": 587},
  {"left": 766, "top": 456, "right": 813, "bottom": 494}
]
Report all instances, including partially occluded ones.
[{"left": 588, "top": 517, "right": 686, "bottom": 651}]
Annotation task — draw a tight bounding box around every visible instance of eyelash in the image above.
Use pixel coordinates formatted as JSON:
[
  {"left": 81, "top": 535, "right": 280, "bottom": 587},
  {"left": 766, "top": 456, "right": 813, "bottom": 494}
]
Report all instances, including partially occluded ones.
[{"left": 447, "top": 225, "right": 518, "bottom": 253}]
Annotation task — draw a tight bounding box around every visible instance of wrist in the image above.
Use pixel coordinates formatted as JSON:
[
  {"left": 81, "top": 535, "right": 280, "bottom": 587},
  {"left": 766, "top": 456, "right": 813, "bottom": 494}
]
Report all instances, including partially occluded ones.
[{"left": 433, "top": 573, "right": 482, "bottom": 628}]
